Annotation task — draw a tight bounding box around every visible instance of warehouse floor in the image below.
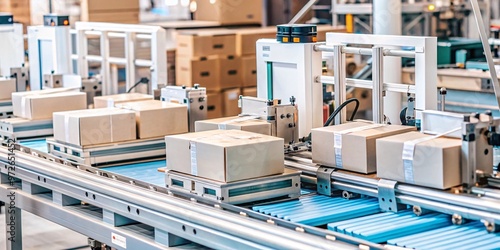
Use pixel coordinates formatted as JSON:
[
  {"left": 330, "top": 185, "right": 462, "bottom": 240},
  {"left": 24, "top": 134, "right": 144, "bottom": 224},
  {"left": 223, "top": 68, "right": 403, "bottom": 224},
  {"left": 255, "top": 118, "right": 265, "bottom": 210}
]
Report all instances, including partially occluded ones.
[{"left": 0, "top": 207, "right": 88, "bottom": 250}]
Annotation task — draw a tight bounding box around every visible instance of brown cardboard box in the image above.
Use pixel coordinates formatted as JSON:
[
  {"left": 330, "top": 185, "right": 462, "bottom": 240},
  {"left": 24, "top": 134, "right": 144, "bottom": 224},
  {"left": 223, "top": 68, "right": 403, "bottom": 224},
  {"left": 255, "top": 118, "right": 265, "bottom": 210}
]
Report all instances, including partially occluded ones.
[
  {"left": 376, "top": 132, "right": 462, "bottom": 189},
  {"left": 53, "top": 108, "right": 136, "bottom": 146},
  {"left": 312, "top": 121, "right": 416, "bottom": 174},
  {"left": 94, "top": 93, "right": 153, "bottom": 108},
  {"left": 0, "top": 78, "right": 16, "bottom": 100},
  {"left": 80, "top": 0, "right": 139, "bottom": 12},
  {"left": 165, "top": 129, "right": 284, "bottom": 183},
  {"left": 212, "top": 32, "right": 236, "bottom": 56},
  {"left": 242, "top": 87, "right": 257, "bottom": 97},
  {"left": 0, "top": 0, "right": 31, "bottom": 33},
  {"left": 193, "top": 0, "right": 262, "bottom": 25},
  {"left": 241, "top": 56, "right": 257, "bottom": 87},
  {"left": 12, "top": 90, "right": 87, "bottom": 120},
  {"left": 195, "top": 116, "right": 271, "bottom": 135},
  {"left": 219, "top": 55, "right": 242, "bottom": 89},
  {"left": 176, "top": 31, "right": 213, "bottom": 57},
  {"left": 116, "top": 100, "right": 188, "bottom": 139},
  {"left": 235, "top": 27, "right": 276, "bottom": 56},
  {"left": 222, "top": 88, "right": 241, "bottom": 117},
  {"left": 83, "top": 11, "right": 139, "bottom": 23},
  {"left": 207, "top": 91, "right": 223, "bottom": 119},
  {"left": 176, "top": 56, "right": 219, "bottom": 90}
]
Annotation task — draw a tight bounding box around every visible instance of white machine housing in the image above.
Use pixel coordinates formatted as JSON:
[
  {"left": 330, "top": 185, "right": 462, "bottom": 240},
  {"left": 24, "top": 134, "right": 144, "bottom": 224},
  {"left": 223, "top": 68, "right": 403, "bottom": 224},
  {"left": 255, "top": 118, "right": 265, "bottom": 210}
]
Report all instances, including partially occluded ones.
[
  {"left": 0, "top": 22, "right": 24, "bottom": 78},
  {"left": 28, "top": 23, "right": 72, "bottom": 90},
  {"left": 256, "top": 39, "right": 323, "bottom": 138}
]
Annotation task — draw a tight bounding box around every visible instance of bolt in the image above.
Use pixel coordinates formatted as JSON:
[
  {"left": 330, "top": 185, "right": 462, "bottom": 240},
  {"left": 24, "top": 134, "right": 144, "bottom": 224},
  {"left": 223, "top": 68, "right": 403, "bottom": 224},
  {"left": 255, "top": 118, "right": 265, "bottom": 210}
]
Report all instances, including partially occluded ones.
[{"left": 452, "top": 214, "right": 464, "bottom": 225}]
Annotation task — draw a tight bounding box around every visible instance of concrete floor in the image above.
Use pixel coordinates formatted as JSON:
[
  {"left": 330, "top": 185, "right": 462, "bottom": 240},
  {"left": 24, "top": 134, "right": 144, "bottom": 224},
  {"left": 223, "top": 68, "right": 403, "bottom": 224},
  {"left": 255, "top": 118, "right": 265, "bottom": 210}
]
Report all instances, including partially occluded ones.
[{"left": 0, "top": 206, "right": 89, "bottom": 250}]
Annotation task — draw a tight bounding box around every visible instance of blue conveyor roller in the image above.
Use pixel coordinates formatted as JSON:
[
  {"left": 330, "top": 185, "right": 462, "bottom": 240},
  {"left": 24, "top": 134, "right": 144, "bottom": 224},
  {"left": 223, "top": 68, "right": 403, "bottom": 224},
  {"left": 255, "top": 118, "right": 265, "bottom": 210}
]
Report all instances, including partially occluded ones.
[{"left": 104, "top": 160, "right": 166, "bottom": 186}]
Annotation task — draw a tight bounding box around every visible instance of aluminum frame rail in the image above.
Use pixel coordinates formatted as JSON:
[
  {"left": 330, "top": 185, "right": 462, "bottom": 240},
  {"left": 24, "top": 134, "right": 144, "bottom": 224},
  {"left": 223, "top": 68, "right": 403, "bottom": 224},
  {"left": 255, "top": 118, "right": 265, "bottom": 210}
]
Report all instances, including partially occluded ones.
[
  {"left": 0, "top": 145, "right": 383, "bottom": 250},
  {"left": 285, "top": 155, "right": 500, "bottom": 230},
  {"left": 73, "top": 22, "right": 167, "bottom": 95}
]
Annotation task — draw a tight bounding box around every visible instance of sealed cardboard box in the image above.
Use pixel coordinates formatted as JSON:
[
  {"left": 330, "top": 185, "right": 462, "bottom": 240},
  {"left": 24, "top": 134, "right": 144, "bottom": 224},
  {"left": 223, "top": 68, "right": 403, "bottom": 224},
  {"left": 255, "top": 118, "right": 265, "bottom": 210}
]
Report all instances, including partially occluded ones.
[
  {"left": 241, "top": 56, "right": 257, "bottom": 87},
  {"left": 222, "top": 88, "right": 241, "bottom": 117},
  {"left": 212, "top": 32, "right": 236, "bottom": 56},
  {"left": 94, "top": 93, "right": 153, "bottom": 108},
  {"left": 376, "top": 132, "right": 462, "bottom": 189},
  {"left": 80, "top": 0, "right": 139, "bottom": 12},
  {"left": 176, "top": 56, "right": 219, "bottom": 90},
  {"left": 83, "top": 11, "right": 139, "bottom": 23},
  {"left": 116, "top": 100, "right": 188, "bottom": 139},
  {"left": 195, "top": 116, "right": 271, "bottom": 135},
  {"left": 53, "top": 108, "right": 136, "bottom": 146},
  {"left": 12, "top": 89, "right": 87, "bottom": 120},
  {"left": 312, "top": 121, "right": 416, "bottom": 174},
  {"left": 193, "top": 0, "right": 262, "bottom": 25},
  {"left": 242, "top": 87, "right": 257, "bottom": 97},
  {"left": 219, "top": 55, "right": 242, "bottom": 89},
  {"left": 165, "top": 129, "right": 284, "bottom": 182},
  {"left": 235, "top": 28, "right": 276, "bottom": 56},
  {"left": 207, "top": 91, "right": 223, "bottom": 119},
  {"left": 0, "top": 78, "right": 16, "bottom": 100},
  {"left": 176, "top": 31, "right": 213, "bottom": 57}
]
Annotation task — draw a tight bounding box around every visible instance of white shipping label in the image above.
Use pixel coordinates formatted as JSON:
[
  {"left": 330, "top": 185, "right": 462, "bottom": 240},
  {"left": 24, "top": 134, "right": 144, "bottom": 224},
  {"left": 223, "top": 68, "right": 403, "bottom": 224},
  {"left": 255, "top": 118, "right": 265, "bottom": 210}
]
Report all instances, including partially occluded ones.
[{"left": 111, "top": 232, "right": 127, "bottom": 249}]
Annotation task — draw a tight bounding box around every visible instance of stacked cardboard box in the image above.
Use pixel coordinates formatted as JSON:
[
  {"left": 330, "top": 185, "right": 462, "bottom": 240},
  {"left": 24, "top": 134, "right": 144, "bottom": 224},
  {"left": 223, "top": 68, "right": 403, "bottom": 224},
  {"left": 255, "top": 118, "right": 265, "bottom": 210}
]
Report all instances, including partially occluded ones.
[
  {"left": 80, "top": 0, "right": 140, "bottom": 23},
  {"left": 192, "top": 0, "right": 262, "bottom": 25},
  {"left": 0, "top": 0, "right": 31, "bottom": 33}
]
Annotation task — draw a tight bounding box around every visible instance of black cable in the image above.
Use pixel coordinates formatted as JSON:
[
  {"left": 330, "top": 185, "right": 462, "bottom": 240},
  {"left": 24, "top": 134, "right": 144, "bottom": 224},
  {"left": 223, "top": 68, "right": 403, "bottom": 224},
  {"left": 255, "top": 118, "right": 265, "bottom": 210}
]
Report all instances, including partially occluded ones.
[
  {"left": 400, "top": 107, "right": 408, "bottom": 125},
  {"left": 324, "top": 98, "right": 360, "bottom": 127},
  {"left": 127, "top": 77, "right": 149, "bottom": 93}
]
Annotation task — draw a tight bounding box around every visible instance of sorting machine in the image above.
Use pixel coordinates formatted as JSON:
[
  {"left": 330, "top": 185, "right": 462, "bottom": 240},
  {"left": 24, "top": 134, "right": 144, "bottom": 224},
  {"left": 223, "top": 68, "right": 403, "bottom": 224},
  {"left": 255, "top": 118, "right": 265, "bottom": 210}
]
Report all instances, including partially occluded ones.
[{"left": 3, "top": 7, "right": 500, "bottom": 250}]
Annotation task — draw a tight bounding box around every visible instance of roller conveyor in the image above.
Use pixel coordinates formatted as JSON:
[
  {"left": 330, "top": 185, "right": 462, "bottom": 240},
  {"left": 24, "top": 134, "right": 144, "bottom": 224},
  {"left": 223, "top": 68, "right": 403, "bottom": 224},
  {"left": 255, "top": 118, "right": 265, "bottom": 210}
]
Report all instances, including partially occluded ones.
[
  {"left": 104, "top": 160, "right": 166, "bottom": 186},
  {"left": 18, "top": 139, "right": 48, "bottom": 153},
  {"left": 387, "top": 222, "right": 500, "bottom": 250}
]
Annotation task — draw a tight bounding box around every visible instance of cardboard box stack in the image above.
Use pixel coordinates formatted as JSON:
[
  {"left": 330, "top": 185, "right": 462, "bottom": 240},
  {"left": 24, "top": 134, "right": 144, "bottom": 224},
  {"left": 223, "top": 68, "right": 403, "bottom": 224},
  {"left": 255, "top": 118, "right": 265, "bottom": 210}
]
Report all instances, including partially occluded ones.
[
  {"left": 165, "top": 129, "right": 284, "bottom": 183},
  {"left": 93, "top": 93, "right": 153, "bottom": 108},
  {"left": 311, "top": 121, "right": 416, "bottom": 174},
  {"left": 0, "top": 78, "right": 16, "bottom": 101},
  {"left": 0, "top": 0, "right": 31, "bottom": 33},
  {"left": 80, "top": 0, "right": 140, "bottom": 23},
  {"left": 12, "top": 88, "right": 87, "bottom": 120}
]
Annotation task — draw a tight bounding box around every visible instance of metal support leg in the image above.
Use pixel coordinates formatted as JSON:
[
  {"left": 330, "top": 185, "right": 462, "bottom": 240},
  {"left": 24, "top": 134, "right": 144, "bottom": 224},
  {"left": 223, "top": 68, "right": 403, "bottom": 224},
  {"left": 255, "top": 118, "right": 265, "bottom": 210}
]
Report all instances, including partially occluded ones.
[
  {"left": 333, "top": 45, "right": 346, "bottom": 125},
  {"left": 462, "top": 121, "right": 477, "bottom": 188},
  {"left": 317, "top": 167, "right": 335, "bottom": 196},
  {"left": 154, "top": 228, "right": 189, "bottom": 247},
  {"left": 372, "top": 47, "right": 384, "bottom": 124}
]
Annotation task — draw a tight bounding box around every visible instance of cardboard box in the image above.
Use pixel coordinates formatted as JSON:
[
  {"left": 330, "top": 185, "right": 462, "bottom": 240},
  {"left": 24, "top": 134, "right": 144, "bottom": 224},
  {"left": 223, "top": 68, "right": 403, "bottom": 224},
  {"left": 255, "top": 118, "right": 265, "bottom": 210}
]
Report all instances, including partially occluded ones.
[
  {"left": 193, "top": 0, "right": 262, "bottom": 25},
  {"left": 222, "top": 88, "right": 241, "bottom": 117},
  {"left": 219, "top": 55, "right": 242, "bottom": 89},
  {"left": 176, "top": 30, "right": 236, "bottom": 57},
  {"left": 165, "top": 129, "right": 284, "bottom": 183},
  {"left": 207, "top": 91, "right": 223, "bottom": 119},
  {"left": 53, "top": 108, "right": 136, "bottom": 146},
  {"left": 83, "top": 11, "right": 139, "bottom": 23},
  {"left": 312, "top": 121, "right": 416, "bottom": 174},
  {"left": 0, "top": 0, "right": 31, "bottom": 33},
  {"left": 195, "top": 116, "right": 271, "bottom": 135},
  {"left": 376, "top": 131, "right": 462, "bottom": 189},
  {"left": 317, "top": 25, "right": 348, "bottom": 41},
  {"left": 235, "top": 27, "right": 276, "bottom": 56},
  {"left": 0, "top": 78, "right": 16, "bottom": 100},
  {"left": 241, "top": 56, "right": 257, "bottom": 87},
  {"left": 12, "top": 89, "right": 87, "bottom": 120},
  {"left": 212, "top": 32, "right": 236, "bottom": 56},
  {"left": 116, "top": 100, "right": 188, "bottom": 139},
  {"left": 94, "top": 93, "right": 153, "bottom": 108},
  {"left": 80, "top": 0, "right": 139, "bottom": 12},
  {"left": 242, "top": 87, "right": 257, "bottom": 97},
  {"left": 176, "top": 56, "right": 219, "bottom": 90}
]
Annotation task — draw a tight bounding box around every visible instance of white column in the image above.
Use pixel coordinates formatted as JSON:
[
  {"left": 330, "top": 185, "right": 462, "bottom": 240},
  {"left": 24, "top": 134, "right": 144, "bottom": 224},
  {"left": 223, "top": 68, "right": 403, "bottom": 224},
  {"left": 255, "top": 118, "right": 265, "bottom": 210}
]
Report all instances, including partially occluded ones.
[{"left": 373, "top": 0, "right": 402, "bottom": 124}]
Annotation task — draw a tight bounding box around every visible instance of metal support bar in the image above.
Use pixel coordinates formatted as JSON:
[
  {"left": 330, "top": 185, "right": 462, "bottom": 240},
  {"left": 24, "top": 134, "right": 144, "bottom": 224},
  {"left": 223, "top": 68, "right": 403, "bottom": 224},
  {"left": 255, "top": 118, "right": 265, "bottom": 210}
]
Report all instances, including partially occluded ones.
[
  {"left": 320, "top": 76, "right": 416, "bottom": 94},
  {"left": 316, "top": 45, "right": 416, "bottom": 58},
  {"left": 316, "top": 167, "right": 335, "bottom": 196},
  {"left": 377, "top": 179, "right": 405, "bottom": 213},
  {"left": 332, "top": 45, "right": 346, "bottom": 124},
  {"left": 372, "top": 47, "right": 384, "bottom": 124}
]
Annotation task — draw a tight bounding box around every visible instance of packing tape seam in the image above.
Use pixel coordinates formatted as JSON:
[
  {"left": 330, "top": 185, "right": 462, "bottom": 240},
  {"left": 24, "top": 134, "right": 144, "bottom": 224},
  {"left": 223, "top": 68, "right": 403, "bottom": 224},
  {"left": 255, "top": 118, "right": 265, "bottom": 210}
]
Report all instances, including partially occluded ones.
[
  {"left": 402, "top": 127, "right": 461, "bottom": 184},
  {"left": 217, "top": 115, "right": 261, "bottom": 130},
  {"left": 333, "top": 123, "right": 386, "bottom": 168},
  {"left": 190, "top": 141, "right": 198, "bottom": 176}
]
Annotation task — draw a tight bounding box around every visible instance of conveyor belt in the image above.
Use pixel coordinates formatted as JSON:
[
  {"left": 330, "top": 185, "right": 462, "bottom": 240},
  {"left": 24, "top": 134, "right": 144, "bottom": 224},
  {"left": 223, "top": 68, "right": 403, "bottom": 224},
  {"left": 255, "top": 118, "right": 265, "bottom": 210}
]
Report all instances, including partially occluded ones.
[
  {"left": 103, "top": 160, "right": 166, "bottom": 186},
  {"left": 253, "top": 195, "right": 380, "bottom": 226},
  {"left": 18, "top": 139, "right": 48, "bottom": 153},
  {"left": 387, "top": 222, "right": 500, "bottom": 249},
  {"left": 328, "top": 211, "right": 451, "bottom": 243}
]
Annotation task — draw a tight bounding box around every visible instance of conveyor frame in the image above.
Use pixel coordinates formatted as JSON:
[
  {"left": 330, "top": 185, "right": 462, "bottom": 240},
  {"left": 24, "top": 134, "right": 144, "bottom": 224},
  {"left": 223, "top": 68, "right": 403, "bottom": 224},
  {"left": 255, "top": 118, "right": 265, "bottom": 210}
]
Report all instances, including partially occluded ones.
[{"left": 0, "top": 119, "right": 52, "bottom": 141}]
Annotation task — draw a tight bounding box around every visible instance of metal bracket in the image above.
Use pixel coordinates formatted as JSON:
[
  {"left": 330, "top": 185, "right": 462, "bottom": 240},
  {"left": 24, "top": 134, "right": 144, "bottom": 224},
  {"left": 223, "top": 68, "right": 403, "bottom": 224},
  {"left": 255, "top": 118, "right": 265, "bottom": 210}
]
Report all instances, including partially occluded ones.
[
  {"left": 317, "top": 166, "right": 335, "bottom": 195},
  {"left": 377, "top": 179, "right": 405, "bottom": 212}
]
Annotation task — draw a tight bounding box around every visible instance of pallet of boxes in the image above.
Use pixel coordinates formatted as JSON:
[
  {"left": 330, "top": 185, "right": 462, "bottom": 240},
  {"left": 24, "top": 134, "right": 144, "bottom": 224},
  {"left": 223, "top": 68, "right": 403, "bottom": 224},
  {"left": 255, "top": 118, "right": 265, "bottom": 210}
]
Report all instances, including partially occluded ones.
[{"left": 49, "top": 93, "right": 188, "bottom": 166}]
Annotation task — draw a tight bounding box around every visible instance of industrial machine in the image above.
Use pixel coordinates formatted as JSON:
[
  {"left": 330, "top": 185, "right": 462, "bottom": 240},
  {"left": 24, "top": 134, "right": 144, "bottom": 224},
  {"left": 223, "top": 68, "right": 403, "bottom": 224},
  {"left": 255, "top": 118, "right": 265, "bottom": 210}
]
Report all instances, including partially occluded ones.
[{"left": 161, "top": 85, "right": 207, "bottom": 132}]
